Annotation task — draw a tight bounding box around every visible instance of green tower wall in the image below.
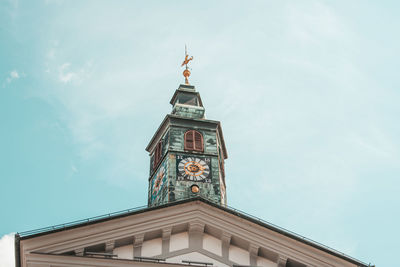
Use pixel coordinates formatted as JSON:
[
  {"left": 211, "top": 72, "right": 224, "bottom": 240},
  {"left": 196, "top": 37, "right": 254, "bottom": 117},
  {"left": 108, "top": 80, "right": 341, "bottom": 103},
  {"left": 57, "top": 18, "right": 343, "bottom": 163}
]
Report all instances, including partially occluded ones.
[{"left": 147, "top": 85, "right": 227, "bottom": 207}]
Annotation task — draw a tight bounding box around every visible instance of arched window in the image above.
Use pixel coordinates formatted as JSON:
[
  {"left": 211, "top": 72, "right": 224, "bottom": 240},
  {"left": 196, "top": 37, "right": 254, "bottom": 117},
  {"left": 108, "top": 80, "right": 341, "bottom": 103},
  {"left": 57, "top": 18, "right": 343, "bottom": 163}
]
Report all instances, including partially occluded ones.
[
  {"left": 153, "top": 141, "right": 162, "bottom": 170},
  {"left": 184, "top": 130, "right": 203, "bottom": 152}
]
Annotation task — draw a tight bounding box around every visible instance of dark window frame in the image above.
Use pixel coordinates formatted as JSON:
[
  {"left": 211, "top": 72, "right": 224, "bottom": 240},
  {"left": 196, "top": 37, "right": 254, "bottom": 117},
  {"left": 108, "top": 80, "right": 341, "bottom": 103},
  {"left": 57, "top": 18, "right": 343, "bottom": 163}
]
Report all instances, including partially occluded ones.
[
  {"left": 184, "top": 130, "right": 204, "bottom": 152},
  {"left": 153, "top": 141, "right": 163, "bottom": 170}
]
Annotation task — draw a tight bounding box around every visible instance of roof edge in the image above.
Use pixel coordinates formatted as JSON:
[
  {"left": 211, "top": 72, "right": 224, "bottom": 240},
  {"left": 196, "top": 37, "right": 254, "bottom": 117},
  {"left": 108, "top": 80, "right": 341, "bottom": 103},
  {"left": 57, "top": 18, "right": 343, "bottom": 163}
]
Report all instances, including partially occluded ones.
[{"left": 17, "top": 197, "right": 370, "bottom": 267}]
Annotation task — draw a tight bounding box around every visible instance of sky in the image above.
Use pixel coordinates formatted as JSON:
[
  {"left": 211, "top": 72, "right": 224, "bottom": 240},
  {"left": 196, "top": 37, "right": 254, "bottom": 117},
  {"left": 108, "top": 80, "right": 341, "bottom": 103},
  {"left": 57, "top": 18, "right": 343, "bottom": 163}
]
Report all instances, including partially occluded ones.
[{"left": 1, "top": 0, "right": 399, "bottom": 266}]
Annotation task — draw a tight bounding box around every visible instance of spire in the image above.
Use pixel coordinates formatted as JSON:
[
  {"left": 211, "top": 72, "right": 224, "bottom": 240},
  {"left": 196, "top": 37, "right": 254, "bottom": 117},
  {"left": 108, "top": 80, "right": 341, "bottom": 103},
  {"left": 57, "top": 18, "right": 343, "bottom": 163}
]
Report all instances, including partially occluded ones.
[
  {"left": 181, "top": 45, "right": 193, "bottom": 85},
  {"left": 146, "top": 53, "right": 228, "bottom": 208}
]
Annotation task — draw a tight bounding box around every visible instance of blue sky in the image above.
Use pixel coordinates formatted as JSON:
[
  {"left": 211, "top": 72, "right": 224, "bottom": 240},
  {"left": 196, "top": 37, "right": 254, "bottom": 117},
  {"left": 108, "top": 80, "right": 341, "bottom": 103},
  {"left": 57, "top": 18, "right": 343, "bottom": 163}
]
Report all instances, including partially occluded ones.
[{"left": 1, "top": 1, "right": 399, "bottom": 266}]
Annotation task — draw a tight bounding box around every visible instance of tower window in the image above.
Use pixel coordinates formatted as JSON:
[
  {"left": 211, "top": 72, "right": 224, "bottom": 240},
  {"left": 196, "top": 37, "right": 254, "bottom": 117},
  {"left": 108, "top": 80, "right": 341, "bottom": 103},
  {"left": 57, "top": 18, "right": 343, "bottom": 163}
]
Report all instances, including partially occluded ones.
[
  {"left": 184, "top": 130, "right": 203, "bottom": 152},
  {"left": 153, "top": 141, "right": 162, "bottom": 170}
]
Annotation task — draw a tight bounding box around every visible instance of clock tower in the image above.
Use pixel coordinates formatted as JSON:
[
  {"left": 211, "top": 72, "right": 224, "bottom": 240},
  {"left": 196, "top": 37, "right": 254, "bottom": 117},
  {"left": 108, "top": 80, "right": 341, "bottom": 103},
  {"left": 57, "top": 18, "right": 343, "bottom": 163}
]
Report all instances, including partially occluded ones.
[{"left": 145, "top": 52, "right": 227, "bottom": 207}]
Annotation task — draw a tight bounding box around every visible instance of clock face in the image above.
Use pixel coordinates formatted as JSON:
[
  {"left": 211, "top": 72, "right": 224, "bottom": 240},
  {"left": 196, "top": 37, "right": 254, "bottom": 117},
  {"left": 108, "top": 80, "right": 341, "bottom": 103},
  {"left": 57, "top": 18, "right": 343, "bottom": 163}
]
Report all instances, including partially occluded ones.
[
  {"left": 177, "top": 155, "right": 211, "bottom": 182},
  {"left": 150, "top": 161, "right": 167, "bottom": 203}
]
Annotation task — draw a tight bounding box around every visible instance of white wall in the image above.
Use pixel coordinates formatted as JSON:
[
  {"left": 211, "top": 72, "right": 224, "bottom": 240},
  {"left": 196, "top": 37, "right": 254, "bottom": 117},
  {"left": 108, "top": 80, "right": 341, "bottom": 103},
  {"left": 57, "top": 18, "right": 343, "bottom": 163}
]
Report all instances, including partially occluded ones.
[
  {"left": 229, "top": 245, "right": 250, "bottom": 265},
  {"left": 113, "top": 244, "right": 133, "bottom": 259},
  {"left": 257, "top": 256, "right": 276, "bottom": 267},
  {"left": 167, "top": 251, "right": 229, "bottom": 267},
  {"left": 202, "top": 234, "right": 222, "bottom": 256},
  {"left": 142, "top": 237, "right": 162, "bottom": 257},
  {"left": 170, "top": 232, "right": 189, "bottom": 252}
]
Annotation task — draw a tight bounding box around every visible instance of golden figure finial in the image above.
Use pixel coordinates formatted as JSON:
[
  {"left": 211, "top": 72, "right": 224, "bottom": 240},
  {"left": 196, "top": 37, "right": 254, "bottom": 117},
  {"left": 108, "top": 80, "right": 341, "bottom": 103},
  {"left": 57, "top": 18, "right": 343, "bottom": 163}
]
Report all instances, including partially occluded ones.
[{"left": 181, "top": 45, "right": 193, "bottom": 85}]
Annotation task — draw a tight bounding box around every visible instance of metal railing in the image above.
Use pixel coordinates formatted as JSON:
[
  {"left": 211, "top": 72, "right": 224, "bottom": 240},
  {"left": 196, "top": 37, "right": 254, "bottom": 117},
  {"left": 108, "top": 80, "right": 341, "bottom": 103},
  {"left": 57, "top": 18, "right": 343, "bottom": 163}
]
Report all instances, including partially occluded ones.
[
  {"left": 182, "top": 260, "right": 213, "bottom": 266},
  {"left": 134, "top": 256, "right": 166, "bottom": 262}
]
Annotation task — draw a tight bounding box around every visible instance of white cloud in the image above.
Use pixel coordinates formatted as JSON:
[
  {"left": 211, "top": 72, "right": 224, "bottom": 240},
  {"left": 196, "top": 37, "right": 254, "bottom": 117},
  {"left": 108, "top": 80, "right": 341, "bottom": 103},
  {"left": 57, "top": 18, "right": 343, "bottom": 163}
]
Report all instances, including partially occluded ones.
[
  {"left": 59, "top": 63, "right": 76, "bottom": 83},
  {"left": 58, "top": 62, "right": 92, "bottom": 84},
  {"left": 5, "top": 70, "right": 20, "bottom": 84},
  {"left": 0, "top": 233, "right": 15, "bottom": 267},
  {"left": 10, "top": 71, "right": 19, "bottom": 79}
]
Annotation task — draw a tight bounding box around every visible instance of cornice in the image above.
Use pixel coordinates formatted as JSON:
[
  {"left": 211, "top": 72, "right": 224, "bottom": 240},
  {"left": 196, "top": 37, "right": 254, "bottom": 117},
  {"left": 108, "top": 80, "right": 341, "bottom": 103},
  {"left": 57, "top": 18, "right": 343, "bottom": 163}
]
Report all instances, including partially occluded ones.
[{"left": 18, "top": 198, "right": 368, "bottom": 267}]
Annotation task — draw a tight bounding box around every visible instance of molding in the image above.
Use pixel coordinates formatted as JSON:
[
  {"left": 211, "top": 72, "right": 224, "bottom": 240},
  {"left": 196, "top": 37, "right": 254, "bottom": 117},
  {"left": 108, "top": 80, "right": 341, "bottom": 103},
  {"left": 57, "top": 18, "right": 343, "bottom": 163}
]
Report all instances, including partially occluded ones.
[
  {"left": 221, "top": 232, "right": 231, "bottom": 261},
  {"left": 162, "top": 227, "right": 172, "bottom": 240},
  {"left": 74, "top": 248, "right": 84, "bottom": 256},
  {"left": 134, "top": 233, "right": 144, "bottom": 257},
  {"left": 169, "top": 124, "right": 217, "bottom": 132},
  {"left": 146, "top": 115, "right": 170, "bottom": 153},
  {"left": 146, "top": 114, "right": 225, "bottom": 154},
  {"left": 105, "top": 240, "right": 115, "bottom": 253},
  {"left": 249, "top": 243, "right": 259, "bottom": 256},
  {"left": 36, "top": 210, "right": 196, "bottom": 254},
  {"left": 277, "top": 255, "right": 288, "bottom": 267},
  {"left": 188, "top": 221, "right": 205, "bottom": 234},
  {"left": 134, "top": 234, "right": 144, "bottom": 247},
  {"left": 26, "top": 253, "right": 192, "bottom": 267},
  {"left": 221, "top": 232, "right": 231, "bottom": 244},
  {"left": 151, "top": 247, "right": 234, "bottom": 267},
  {"left": 168, "top": 149, "right": 218, "bottom": 157},
  {"left": 162, "top": 227, "right": 172, "bottom": 256},
  {"left": 249, "top": 244, "right": 259, "bottom": 266},
  {"left": 20, "top": 201, "right": 362, "bottom": 267},
  {"left": 188, "top": 221, "right": 205, "bottom": 250}
]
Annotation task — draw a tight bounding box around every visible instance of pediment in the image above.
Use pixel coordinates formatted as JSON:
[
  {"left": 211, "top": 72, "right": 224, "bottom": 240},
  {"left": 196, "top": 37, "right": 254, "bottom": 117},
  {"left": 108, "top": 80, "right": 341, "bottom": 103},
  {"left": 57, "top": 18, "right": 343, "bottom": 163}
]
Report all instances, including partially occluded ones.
[{"left": 18, "top": 199, "right": 364, "bottom": 267}]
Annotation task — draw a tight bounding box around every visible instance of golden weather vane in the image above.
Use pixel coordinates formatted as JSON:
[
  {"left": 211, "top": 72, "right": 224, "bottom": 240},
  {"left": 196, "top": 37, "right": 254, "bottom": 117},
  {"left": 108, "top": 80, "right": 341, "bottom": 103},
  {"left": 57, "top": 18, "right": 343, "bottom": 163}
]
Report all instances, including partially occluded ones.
[{"left": 181, "top": 45, "right": 193, "bottom": 85}]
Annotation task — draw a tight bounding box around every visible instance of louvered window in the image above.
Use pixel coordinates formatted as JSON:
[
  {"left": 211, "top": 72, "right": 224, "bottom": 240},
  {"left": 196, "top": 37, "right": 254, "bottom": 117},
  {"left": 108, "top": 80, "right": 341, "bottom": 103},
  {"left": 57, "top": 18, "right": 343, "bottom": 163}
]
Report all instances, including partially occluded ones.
[
  {"left": 153, "top": 141, "right": 162, "bottom": 170},
  {"left": 184, "top": 130, "right": 203, "bottom": 152}
]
